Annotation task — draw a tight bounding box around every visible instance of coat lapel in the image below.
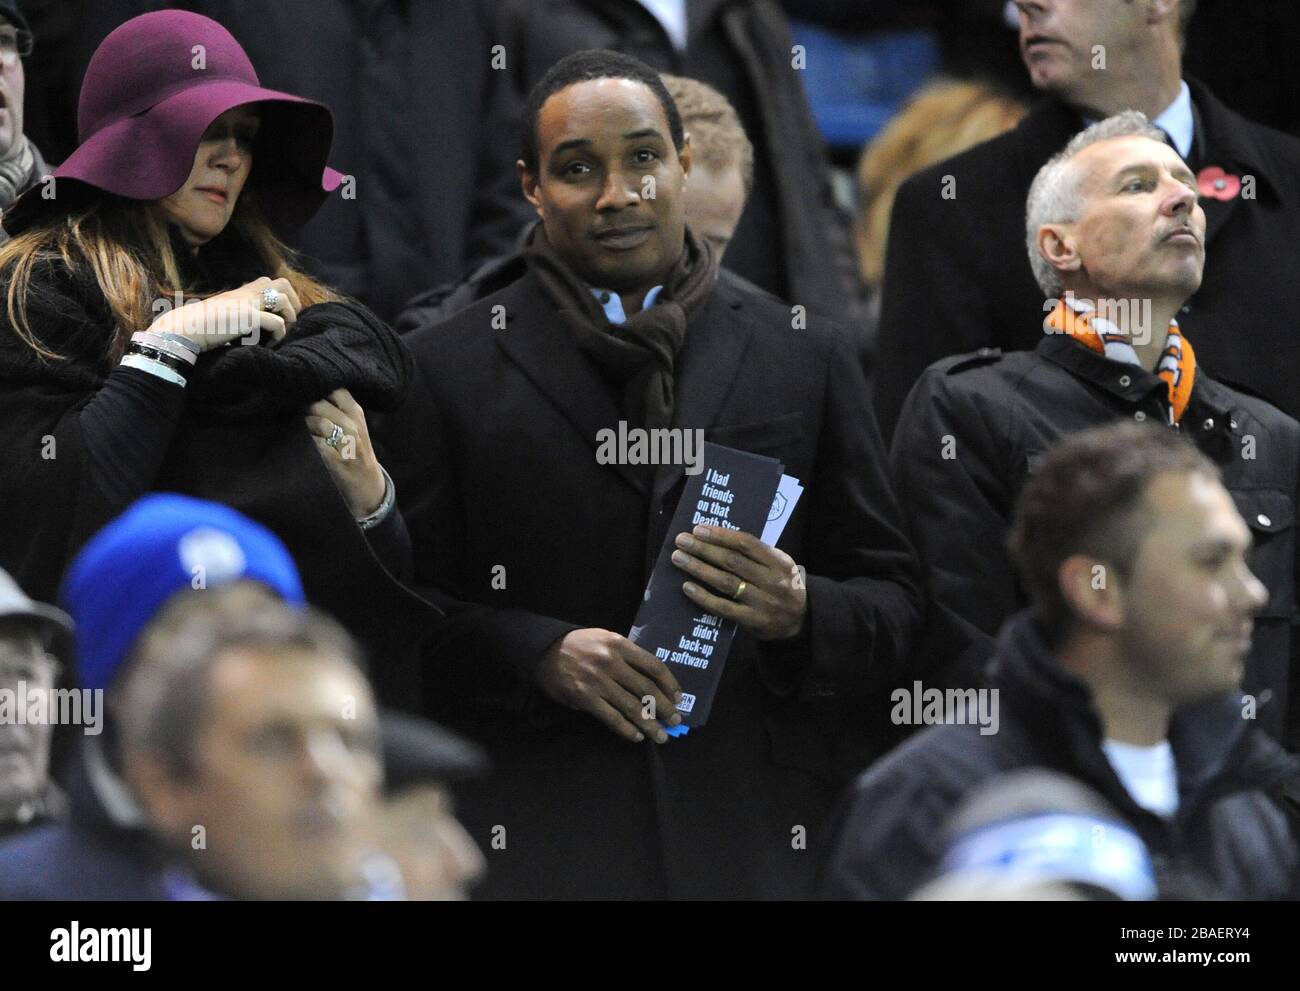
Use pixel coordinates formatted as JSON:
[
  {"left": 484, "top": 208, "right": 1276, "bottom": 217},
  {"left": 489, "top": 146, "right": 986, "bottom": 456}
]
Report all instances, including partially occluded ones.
[
  {"left": 494, "top": 273, "right": 649, "bottom": 496},
  {"left": 1186, "top": 79, "right": 1281, "bottom": 249},
  {"left": 649, "top": 278, "right": 755, "bottom": 507}
]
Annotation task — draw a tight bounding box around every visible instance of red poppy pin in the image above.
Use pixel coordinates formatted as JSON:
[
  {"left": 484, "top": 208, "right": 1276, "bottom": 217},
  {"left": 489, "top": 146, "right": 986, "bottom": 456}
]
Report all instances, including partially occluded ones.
[{"left": 1197, "top": 166, "right": 1241, "bottom": 201}]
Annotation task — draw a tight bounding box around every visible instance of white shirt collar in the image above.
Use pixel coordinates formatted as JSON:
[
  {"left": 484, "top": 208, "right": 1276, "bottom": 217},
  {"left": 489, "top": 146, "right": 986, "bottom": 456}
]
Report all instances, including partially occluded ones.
[
  {"left": 1082, "top": 80, "right": 1194, "bottom": 161},
  {"left": 1152, "top": 80, "right": 1194, "bottom": 160}
]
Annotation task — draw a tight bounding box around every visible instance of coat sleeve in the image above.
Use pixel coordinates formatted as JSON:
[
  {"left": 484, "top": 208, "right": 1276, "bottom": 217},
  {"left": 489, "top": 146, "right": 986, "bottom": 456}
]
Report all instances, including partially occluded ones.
[
  {"left": 759, "top": 328, "right": 923, "bottom": 705},
  {"left": 889, "top": 364, "right": 1020, "bottom": 673},
  {"left": 820, "top": 738, "right": 974, "bottom": 900},
  {"left": 378, "top": 362, "right": 578, "bottom": 712},
  {"left": 0, "top": 271, "right": 187, "bottom": 598},
  {"left": 870, "top": 170, "right": 997, "bottom": 444}
]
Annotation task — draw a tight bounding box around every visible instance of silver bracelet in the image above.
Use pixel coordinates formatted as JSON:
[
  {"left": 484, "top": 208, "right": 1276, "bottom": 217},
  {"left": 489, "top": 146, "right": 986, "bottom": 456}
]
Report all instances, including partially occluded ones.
[
  {"left": 120, "top": 353, "right": 187, "bottom": 388},
  {"left": 154, "top": 330, "right": 201, "bottom": 358},
  {"left": 357, "top": 465, "right": 396, "bottom": 530},
  {"left": 131, "top": 330, "right": 198, "bottom": 366}
]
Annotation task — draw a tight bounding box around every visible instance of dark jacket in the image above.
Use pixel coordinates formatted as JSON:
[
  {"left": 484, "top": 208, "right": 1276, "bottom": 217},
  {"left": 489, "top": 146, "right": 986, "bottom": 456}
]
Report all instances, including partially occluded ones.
[
  {"left": 377, "top": 267, "right": 921, "bottom": 899},
  {"left": 494, "top": 0, "right": 860, "bottom": 316},
  {"left": 0, "top": 781, "right": 66, "bottom": 842},
  {"left": 822, "top": 611, "right": 1300, "bottom": 901},
  {"left": 0, "top": 227, "right": 435, "bottom": 708},
  {"left": 0, "top": 751, "right": 171, "bottom": 900},
  {"left": 51, "top": 0, "right": 535, "bottom": 323},
  {"left": 873, "top": 77, "right": 1300, "bottom": 440},
  {"left": 395, "top": 224, "right": 534, "bottom": 333},
  {"left": 891, "top": 335, "right": 1300, "bottom": 747},
  {"left": 0, "top": 142, "right": 51, "bottom": 248}
]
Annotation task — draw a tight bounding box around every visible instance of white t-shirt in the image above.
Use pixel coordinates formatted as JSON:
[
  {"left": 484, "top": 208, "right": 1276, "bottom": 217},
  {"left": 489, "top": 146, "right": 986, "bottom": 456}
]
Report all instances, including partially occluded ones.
[{"left": 1102, "top": 739, "right": 1179, "bottom": 818}]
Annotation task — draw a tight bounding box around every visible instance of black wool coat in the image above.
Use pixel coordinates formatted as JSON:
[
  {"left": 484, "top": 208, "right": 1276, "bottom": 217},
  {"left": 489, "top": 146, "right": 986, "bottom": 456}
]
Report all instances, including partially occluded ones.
[
  {"left": 822, "top": 612, "right": 1300, "bottom": 901},
  {"left": 377, "top": 268, "right": 922, "bottom": 899},
  {"left": 0, "top": 230, "right": 435, "bottom": 707},
  {"left": 891, "top": 336, "right": 1300, "bottom": 748},
  {"left": 873, "top": 78, "right": 1300, "bottom": 441}
]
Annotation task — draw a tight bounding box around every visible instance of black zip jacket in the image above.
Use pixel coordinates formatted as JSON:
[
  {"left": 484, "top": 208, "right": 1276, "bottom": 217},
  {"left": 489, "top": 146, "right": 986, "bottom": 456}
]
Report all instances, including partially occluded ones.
[{"left": 822, "top": 611, "right": 1300, "bottom": 900}]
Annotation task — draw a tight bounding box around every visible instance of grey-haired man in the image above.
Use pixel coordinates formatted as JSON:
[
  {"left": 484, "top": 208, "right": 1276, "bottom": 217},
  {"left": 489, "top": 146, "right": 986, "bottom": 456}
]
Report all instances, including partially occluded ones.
[
  {"left": 0, "top": 565, "right": 70, "bottom": 836},
  {"left": 888, "top": 113, "right": 1300, "bottom": 749}
]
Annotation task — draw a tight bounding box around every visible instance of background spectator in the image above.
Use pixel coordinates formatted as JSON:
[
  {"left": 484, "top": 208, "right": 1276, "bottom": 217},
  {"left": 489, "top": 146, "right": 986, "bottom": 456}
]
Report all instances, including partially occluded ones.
[
  {"left": 0, "top": 0, "right": 49, "bottom": 246},
  {"left": 825, "top": 424, "right": 1298, "bottom": 901},
  {"left": 853, "top": 78, "right": 1025, "bottom": 344},
  {"left": 909, "top": 770, "right": 1158, "bottom": 901},
  {"left": 872, "top": 0, "right": 1300, "bottom": 438},
  {"left": 0, "top": 565, "right": 70, "bottom": 837}
]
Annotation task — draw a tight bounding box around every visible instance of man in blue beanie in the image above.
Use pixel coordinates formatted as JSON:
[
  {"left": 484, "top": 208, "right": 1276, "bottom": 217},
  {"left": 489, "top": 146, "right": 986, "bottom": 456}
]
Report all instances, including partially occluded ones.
[
  {"left": 0, "top": 493, "right": 488, "bottom": 900},
  {"left": 0, "top": 494, "right": 308, "bottom": 898}
]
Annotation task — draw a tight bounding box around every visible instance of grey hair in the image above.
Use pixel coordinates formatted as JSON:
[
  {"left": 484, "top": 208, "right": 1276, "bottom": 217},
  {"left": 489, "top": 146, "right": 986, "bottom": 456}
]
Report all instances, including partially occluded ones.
[
  {"left": 112, "top": 583, "right": 373, "bottom": 778},
  {"left": 1024, "top": 110, "right": 1168, "bottom": 297}
]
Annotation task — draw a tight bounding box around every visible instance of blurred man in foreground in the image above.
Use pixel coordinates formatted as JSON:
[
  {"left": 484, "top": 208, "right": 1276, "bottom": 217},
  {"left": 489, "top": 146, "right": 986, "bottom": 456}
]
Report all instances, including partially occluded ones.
[
  {"left": 0, "top": 494, "right": 483, "bottom": 900},
  {"left": 825, "top": 423, "right": 1300, "bottom": 900}
]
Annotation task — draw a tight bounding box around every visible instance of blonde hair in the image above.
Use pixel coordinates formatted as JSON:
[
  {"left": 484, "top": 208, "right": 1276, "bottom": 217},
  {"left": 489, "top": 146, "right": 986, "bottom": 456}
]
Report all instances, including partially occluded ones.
[
  {"left": 0, "top": 192, "right": 337, "bottom": 364},
  {"left": 855, "top": 80, "right": 1026, "bottom": 289},
  {"left": 662, "top": 73, "right": 754, "bottom": 195}
]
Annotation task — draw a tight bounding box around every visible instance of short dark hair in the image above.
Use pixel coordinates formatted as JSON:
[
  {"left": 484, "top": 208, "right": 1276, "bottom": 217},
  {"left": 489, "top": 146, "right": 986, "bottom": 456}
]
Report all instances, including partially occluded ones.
[
  {"left": 521, "top": 49, "right": 685, "bottom": 175},
  {"left": 1007, "top": 422, "right": 1218, "bottom": 641}
]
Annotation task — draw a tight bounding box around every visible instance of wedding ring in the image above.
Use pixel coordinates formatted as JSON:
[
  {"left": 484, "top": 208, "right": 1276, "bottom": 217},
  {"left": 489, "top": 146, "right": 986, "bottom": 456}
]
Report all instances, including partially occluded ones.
[
  {"left": 732, "top": 580, "right": 748, "bottom": 601},
  {"left": 262, "top": 286, "right": 283, "bottom": 312},
  {"left": 325, "top": 422, "right": 345, "bottom": 449}
]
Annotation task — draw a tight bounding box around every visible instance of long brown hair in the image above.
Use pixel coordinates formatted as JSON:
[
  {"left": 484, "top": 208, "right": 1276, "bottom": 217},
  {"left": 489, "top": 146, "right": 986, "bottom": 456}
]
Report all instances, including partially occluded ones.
[{"left": 0, "top": 191, "right": 338, "bottom": 363}]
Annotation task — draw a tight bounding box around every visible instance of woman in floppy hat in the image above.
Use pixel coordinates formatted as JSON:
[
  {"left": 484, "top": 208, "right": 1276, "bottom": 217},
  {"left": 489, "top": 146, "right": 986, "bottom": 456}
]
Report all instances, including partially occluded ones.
[{"left": 0, "top": 10, "right": 433, "bottom": 708}]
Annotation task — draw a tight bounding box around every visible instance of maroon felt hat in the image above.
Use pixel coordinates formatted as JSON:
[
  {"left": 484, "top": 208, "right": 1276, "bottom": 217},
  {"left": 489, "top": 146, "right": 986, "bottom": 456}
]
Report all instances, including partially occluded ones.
[{"left": 3, "top": 9, "right": 342, "bottom": 236}]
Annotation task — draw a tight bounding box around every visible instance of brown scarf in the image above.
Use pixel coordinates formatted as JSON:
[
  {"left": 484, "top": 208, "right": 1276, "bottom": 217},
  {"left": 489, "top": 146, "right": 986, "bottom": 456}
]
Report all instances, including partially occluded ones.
[{"left": 523, "top": 224, "right": 718, "bottom": 430}]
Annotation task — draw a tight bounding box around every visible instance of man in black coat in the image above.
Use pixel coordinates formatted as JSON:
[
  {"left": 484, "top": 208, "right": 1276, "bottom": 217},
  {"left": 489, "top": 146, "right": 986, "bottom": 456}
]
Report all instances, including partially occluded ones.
[
  {"left": 873, "top": 0, "right": 1300, "bottom": 439},
  {"left": 891, "top": 115, "right": 1300, "bottom": 747},
  {"left": 492, "top": 0, "right": 859, "bottom": 316},
  {"left": 380, "top": 50, "right": 921, "bottom": 900},
  {"left": 825, "top": 423, "right": 1300, "bottom": 901}
]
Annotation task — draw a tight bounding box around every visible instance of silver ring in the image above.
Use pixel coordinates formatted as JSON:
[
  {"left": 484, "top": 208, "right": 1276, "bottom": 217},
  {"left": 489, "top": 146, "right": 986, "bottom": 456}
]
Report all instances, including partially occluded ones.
[
  {"left": 325, "top": 423, "right": 345, "bottom": 449},
  {"left": 262, "top": 286, "right": 283, "bottom": 312}
]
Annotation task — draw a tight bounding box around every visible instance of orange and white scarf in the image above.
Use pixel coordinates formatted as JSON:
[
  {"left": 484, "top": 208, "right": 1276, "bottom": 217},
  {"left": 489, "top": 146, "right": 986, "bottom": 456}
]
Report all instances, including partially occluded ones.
[{"left": 1044, "top": 295, "right": 1196, "bottom": 426}]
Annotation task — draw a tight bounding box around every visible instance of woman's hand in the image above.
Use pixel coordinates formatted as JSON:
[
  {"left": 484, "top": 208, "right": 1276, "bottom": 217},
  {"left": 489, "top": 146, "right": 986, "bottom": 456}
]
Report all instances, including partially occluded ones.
[
  {"left": 305, "top": 388, "right": 388, "bottom": 518},
  {"left": 149, "top": 276, "right": 301, "bottom": 352}
]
